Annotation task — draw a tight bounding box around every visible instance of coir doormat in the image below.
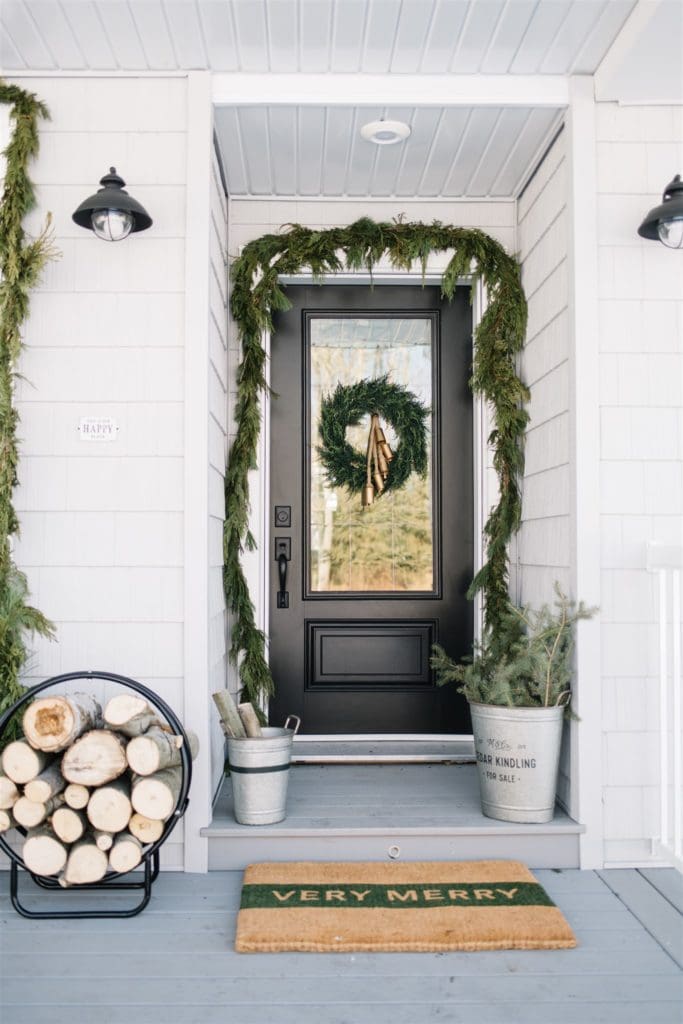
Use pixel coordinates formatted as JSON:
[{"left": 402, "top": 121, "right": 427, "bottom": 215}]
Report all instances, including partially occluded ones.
[{"left": 235, "top": 860, "right": 576, "bottom": 953}]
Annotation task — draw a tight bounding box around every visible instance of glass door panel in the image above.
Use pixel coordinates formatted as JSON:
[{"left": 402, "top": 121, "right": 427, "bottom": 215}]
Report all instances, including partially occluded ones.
[{"left": 306, "top": 314, "right": 437, "bottom": 596}]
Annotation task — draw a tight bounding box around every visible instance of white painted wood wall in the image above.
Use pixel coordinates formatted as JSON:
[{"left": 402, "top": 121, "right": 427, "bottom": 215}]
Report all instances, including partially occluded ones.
[
  {"left": 6, "top": 73, "right": 228, "bottom": 871},
  {"left": 207, "top": 147, "right": 230, "bottom": 802},
  {"left": 516, "top": 98, "right": 683, "bottom": 866},
  {"left": 515, "top": 128, "right": 573, "bottom": 816},
  {"left": 5, "top": 71, "right": 681, "bottom": 871},
  {"left": 516, "top": 130, "right": 570, "bottom": 607},
  {"left": 595, "top": 101, "right": 683, "bottom": 866}
]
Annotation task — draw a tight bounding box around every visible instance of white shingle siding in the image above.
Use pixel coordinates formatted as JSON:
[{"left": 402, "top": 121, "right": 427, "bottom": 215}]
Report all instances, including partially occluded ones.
[{"left": 596, "top": 101, "right": 683, "bottom": 864}]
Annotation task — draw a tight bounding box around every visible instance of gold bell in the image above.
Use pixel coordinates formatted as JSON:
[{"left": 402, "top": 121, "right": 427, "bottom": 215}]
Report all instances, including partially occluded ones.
[
  {"left": 362, "top": 483, "right": 375, "bottom": 507},
  {"left": 379, "top": 440, "right": 394, "bottom": 462},
  {"left": 372, "top": 470, "right": 385, "bottom": 494},
  {"left": 376, "top": 447, "right": 389, "bottom": 478}
]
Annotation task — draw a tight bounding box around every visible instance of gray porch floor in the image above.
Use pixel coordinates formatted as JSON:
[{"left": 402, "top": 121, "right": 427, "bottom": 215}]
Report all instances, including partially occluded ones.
[{"left": 1, "top": 867, "right": 682, "bottom": 1024}]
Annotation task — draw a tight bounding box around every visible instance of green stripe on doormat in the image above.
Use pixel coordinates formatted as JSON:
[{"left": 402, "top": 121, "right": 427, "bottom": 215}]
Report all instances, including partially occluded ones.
[{"left": 240, "top": 881, "right": 555, "bottom": 910}]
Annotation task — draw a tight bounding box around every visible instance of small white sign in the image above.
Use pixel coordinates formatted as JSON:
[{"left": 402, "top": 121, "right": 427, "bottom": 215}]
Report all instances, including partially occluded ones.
[{"left": 78, "top": 417, "right": 119, "bottom": 442}]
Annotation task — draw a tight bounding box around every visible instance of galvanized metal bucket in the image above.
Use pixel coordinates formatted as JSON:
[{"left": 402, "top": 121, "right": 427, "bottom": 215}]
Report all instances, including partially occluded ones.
[
  {"left": 469, "top": 702, "right": 564, "bottom": 824},
  {"left": 227, "top": 716, "right": 301, "bottom": 825}
]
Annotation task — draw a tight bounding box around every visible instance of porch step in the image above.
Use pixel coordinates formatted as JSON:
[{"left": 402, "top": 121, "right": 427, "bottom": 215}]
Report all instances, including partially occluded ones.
[
  {"left": 292, "top": 736, "right": 476, "bottom": 763},
  {"left": 201, "top": 764, "right": 583, "bottom": 870}
]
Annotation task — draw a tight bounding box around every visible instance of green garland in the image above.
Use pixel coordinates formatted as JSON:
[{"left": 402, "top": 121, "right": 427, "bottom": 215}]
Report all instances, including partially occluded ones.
[
  {"left": 0, "top": 81, "right": 56, "bottom": 741},
  {"left": 318, "top": 375, "right": 429, "bottom": 499},
  {"left": 226, "top": 218, "right": 529, "bottom": 712}
]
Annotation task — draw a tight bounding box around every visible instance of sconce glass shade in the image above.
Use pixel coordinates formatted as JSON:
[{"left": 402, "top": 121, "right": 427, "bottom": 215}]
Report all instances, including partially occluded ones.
[
  {"left": 638, "top": 174, "right": 683, "bottom": 249},
  {"left": 72, "top": 168, "right": 152, "bottom": 239},
  {"left": 91, "top": 208, "right": 134, "bottom": 242},
  {"left": 657, "top": 217, "right": 683, "bottom": 249}
]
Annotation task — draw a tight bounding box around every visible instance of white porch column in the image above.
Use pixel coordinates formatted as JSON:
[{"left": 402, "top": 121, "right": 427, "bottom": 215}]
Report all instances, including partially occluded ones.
[
  {"left": 566, "top": 76, "right": 604, "bottom": 869},
  {"left": 183, "top": 70, "right": 213, "bottom": 872}
]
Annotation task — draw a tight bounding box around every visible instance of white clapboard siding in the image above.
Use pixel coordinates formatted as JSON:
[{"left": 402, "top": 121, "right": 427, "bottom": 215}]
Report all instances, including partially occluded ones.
[
  {"left": 10, "top": 75, "right": 190, "bottom": 870},
  {"left": 516, "top": 128, "right": 571, "bottom": 607},
  {"left": 515, "top": 128, "right": 572, "bottom": 815},
  {"left": 209, "top": 146, "right": 229, "bottom": 797},
  {"left": 597, "top": 103, "right": 683, "bottom": 866}
]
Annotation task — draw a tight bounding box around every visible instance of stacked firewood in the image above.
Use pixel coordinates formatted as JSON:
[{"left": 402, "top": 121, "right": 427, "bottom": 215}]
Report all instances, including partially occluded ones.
[{"left": 0, "top": 692, "right": 197, "bottom": 885}]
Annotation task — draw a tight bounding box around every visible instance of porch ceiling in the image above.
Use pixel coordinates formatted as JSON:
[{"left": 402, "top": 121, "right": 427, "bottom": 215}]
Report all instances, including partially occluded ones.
[
  {"left": 1, "top": 1, "right": 635, "bottom": 76},
  {"left": 4, "top": 1, "right": 677, "bottom": 201},
  {"left": 214, "top": 102, "right": 563, "bottom": 198}
]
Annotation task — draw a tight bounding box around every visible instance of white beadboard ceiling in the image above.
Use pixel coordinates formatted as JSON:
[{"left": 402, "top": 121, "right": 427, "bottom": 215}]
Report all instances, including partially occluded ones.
[
  {"left": 1, "top": 0, "right": 635, "bottom": 75},
  {"left": 1, "top": 0, "right": 645, "bottom": 199},
  {"left": 215, "top": 104, "right": 563, "bottom": 198}
]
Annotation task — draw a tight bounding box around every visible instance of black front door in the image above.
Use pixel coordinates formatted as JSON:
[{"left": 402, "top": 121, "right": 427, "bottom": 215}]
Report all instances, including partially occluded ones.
[{"left": 268, "top": 284, "right": 472, "bottom": 734}]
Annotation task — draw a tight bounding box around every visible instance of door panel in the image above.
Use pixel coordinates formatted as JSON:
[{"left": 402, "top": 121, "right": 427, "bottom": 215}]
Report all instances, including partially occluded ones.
[
  {"left": 306, "top": 313, "right": 437, "bottom": 595},
  {"left": 269, "top": 285, "right": 473, "bottom": 735}
]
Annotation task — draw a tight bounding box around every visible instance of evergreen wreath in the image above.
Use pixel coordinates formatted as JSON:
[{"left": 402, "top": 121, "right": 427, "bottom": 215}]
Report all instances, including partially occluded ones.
[
  {"left": 0, "top": 81, "right": 56, "bottom": 744},
  {"left": 226, "top": 217, "right": 529, "bottom": 714},
  {"left": 318, "top": 375, "right": 428, "bottom": 499}
]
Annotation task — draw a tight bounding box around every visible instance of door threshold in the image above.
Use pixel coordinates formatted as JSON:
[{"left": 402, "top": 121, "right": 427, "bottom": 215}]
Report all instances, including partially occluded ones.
[{"left": 292, "top": 734, "right": 475, "bottom": 764}]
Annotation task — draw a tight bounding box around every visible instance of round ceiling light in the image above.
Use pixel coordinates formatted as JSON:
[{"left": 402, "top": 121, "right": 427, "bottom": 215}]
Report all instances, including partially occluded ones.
[{"left": 360, "top": 119, "right": 412, "bottom": 146}]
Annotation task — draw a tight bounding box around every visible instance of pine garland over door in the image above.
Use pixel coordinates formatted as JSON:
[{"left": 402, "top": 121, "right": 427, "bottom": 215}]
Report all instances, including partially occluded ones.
[
  {"left": 0, "top": 81, "right": 56, "bottom": 739},
  {"left": 226, "top": 218, "right": 529, "bottom": 713}
]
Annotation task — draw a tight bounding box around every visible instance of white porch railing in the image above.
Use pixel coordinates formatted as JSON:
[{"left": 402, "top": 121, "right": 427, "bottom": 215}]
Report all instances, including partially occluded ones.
[{"left": 647, "top": 543, "right": 683, "bottom": 872}]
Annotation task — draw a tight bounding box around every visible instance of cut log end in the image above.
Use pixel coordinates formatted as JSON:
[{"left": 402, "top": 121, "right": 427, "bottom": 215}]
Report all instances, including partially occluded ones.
[
  {"left": 128, "top": 813, "right": 164, "bottom": 844},
  {"left": 13, "top": 796, "right": 47, "bottom": 829},
  {"left": 23, "top": 829, "right": 68, "bottom": 877},
  {"left": 86, "top": 778, "right": 132, "bottom": 834},
  {"left": 103, "top": 695, "right": 159, "bottom": 738},
  {"left": 109, "top": 834, "right": 143, "bottom": 874},
  {"left": 13, "top": 793, "right": 64, "bottom": 830},
  {"left": 1, "top": 741, "right": 51, "bottom": 784},
  {"left": 23, "top": 693, "right": 102, "bottom": 753},
  {"left": 63, "top": 783, "right": 90, "bottom": 809},
  {"left": 131, "top": 766, "right": 181, "bottom": 822},
  {"left": 0, "top": 808, "right": 14, "bottom": 833},
  {"left": 61, "top": 730, "right": 128, "bottom": 787},
  {"left": 0, "top": 774, "right": 20, "bottom": 810},
  {"left": 62, "top": 839, "right": 109, "bottom": 886},
  {"left": 24, "top": 761, "right": 66, "bottom": 804},
  {"left": 51, "top": 806, "right": 88, "bottom": 844},
  {"left": 93, "top": 829, "right": 114, "bottom": 851}
]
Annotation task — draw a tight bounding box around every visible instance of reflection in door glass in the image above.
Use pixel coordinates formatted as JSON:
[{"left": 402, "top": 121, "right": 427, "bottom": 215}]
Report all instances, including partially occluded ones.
[{"left": 309, "top": 317, "right": 435, "bottom": 593}]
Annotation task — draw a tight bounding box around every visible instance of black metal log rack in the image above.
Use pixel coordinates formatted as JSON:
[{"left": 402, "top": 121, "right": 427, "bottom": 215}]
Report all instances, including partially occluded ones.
[{"left": 0, "top": 670, "right": 192, "bottom": 919}]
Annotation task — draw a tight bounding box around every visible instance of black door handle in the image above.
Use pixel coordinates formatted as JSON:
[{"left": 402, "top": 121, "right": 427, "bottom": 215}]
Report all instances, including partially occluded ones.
[{"left": 277, "top": 552, "right": 289, "bottom": 609}]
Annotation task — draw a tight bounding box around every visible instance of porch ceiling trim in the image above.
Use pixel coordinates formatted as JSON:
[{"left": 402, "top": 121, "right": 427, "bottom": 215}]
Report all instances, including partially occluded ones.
[{"left": 211, "top": 73, "right": 570, "bottom": 109}]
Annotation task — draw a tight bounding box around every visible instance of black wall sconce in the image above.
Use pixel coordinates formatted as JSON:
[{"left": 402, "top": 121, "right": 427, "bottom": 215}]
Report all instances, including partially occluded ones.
[
  {"left": 638, "top": 174, "right": 683, "bottom": 249},
  {"left": 72, "top": 167, "right": 152, "bottom": 242}
]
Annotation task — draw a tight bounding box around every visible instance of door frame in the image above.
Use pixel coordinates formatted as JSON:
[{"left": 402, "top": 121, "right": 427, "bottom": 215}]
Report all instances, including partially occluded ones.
[{"left": 239, "top": 267, "right": 492, "bottom": 741}]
